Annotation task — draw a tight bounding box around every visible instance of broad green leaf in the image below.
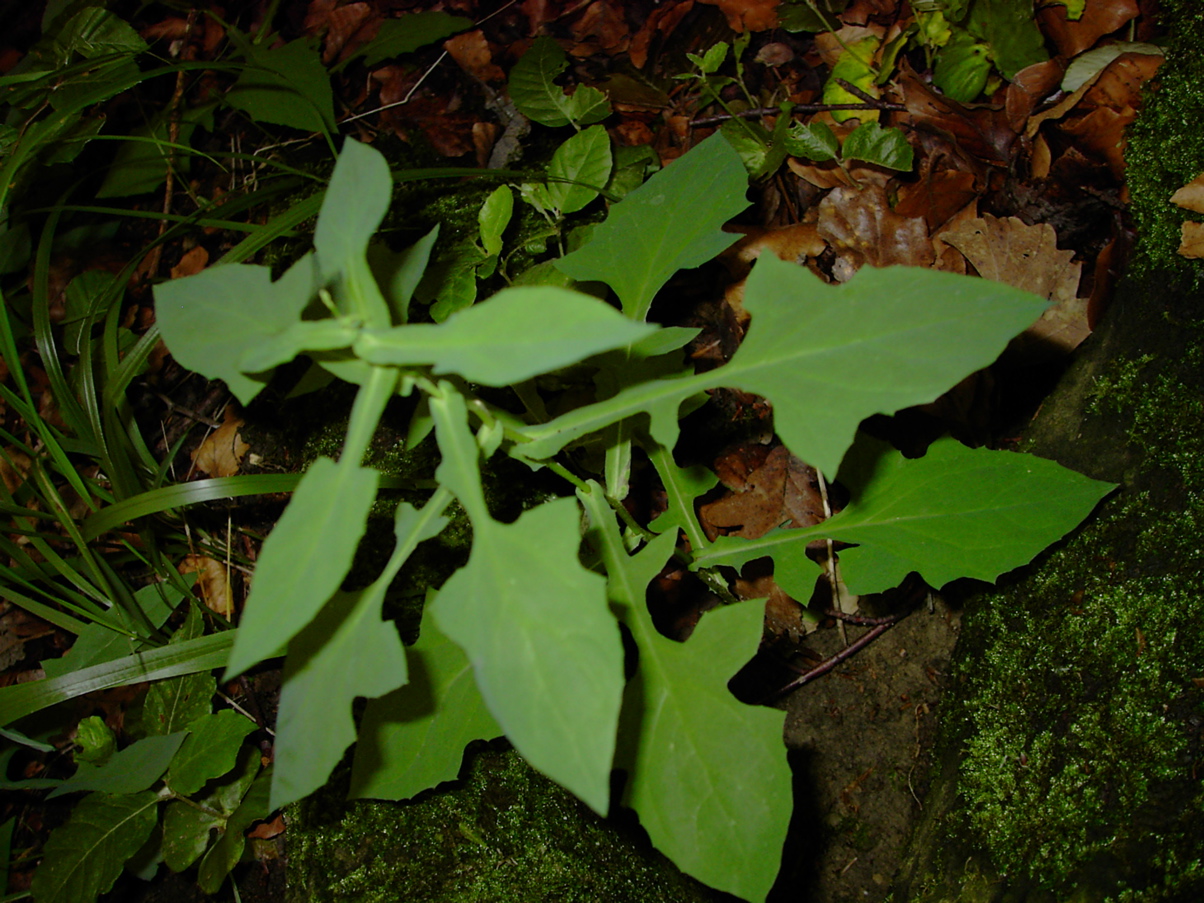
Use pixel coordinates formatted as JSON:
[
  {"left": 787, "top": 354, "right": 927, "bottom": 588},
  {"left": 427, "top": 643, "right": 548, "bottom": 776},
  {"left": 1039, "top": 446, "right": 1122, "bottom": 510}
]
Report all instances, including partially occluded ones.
[
  {"left": 932, "top": 30, "right": 992, "bottom": 102},
  {"left": 367, "top": 225, "right": 440, "bottom": 326},
  {"left": 42, "top": 581, "right": 183, "bottom": 679},
  {"left": 142, "top": 671, "right": 213, "bottom": 737},
  {"left": 226, "top": 38, "right": 336, "bottom": 134},
  {"left": 555, "top": 132, "right": 749, "bottom": 319},
  {"left": 272, "top": 497, "right": 449, "bottom": 810},
  {"left": 696, "top": 436, "right": 1115, "bottom": 596},
  {"left": 841, "top": 122, "right": 914, "bottom": 171},
  {"left": 162, "top": 800, "right": 221, "bottom": 873},
  {"left": 142, "top": 607, "right": 213, "bottom": 736},
  {"left": 163, "top": 744, "right": 261, "bottom": 872},
  {"left": 967, "top": 0, "right": 1049, "bottom": 79},
  {"left": 544, "top": 125, "right": 612, "bottom": 215},
  {"left": 53, "top": 8, "right": 148, "bottom": 60},
  {"left": 314, "top": 137, "right": 392, "bottom": 286},
  {"left": 165, "top": 710, "right": 257, "bottom": 797},
  {"left": 477, "top": 187, "right": 512, "bottom": 257},
  {"left": 224, "top": 457, "right": 379, "bottom": 679},
  {"left": 238, "top": 319, "right": 360, "bottom": 373},
  {"left": 0, "top": 633, "right": 233, "bottom": 726},
  {"left": 778, "top": 0, "right": 850, "bottom": 32},
  {"left": 196, "top": 766, "right": 271, "bottom": 894},
  {"left": 350, "top": 615, "right": 502, "bottom": 800},
  {"left": 710, "top": 255, "right": 1049, "bottom": 477},
  {"left": 154, "top": 253, "right": 318, "bottom": 404},
  {"left": 75, "top": 717, "right": 115, "bottom": 766},
  {"left": 30, "top": 791, "right": 160, "bottom": 903},
  {"left": 784, "top": 120, "right": 839, "bottom": 162},
  {"left": 429, "top": 391, "right": 621, "bottom": 815},
  {"left": 719, "top": 118, "right": 773, "bottom": 177},
  {"left": 354, "top": 286, "right": 656, "bottom": 386},
  {"left": 48, "top": 733, "right": 187, "bottom": 799},
  {"left": 508, "top": 36, "right": 611, "bottom": 128},
  {"left": 822, "top": 36, "right": 880, "bottom": 122},
  {"left": 355, "top": 12, "right": 473, "bottom": 68},
  {"left": 579, "top": 485, "right": 790, "bottom": 903},
  {"left": 518, "top": 257, "right": 1048, "bottom": 476}
]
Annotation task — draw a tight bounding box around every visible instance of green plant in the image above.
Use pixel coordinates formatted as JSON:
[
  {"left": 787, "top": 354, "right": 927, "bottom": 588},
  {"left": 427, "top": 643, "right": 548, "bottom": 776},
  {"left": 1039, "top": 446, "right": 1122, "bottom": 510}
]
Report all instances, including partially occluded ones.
[{"left": 143, "top": 131, "right": 1111, "bottom": 902}]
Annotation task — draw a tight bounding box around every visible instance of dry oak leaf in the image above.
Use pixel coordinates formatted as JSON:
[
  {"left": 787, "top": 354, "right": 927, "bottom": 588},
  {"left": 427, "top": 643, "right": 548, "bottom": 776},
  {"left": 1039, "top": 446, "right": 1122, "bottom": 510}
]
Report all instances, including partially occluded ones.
[
  {"left": 178, "top": 554, "right": 234, "bottom": 618},
  {"left": 818, "top": 183, "right": 934, "bottom": 274},
  {"left": 699, "top": 445, "right": 825, "bottom": 542},
  {"left": 192, "top": 407, "right": 250, "bottom": 478},
  {"left": 1170, "top": 174, "right": 1204, "bottom": 214},
  {"left": 939, "top": 215, "right": 1088, "bottom": 354},
  {"left": 1178, "top": 222, "right": 1204, "bottom": 259}
]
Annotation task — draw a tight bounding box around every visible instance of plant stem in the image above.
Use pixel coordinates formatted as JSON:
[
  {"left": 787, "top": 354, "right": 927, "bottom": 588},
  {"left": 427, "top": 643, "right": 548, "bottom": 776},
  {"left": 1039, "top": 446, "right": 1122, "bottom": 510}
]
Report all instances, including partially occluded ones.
[{"left": 341, "top": 366, "right": 398, "bottom": 466}]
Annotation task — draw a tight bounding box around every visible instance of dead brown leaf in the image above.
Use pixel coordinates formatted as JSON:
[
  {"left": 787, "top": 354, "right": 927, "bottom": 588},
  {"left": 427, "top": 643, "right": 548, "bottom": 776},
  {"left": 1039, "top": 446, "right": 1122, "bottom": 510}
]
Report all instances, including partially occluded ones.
[
  {"left": 170, "top": 245, "right": 208, "bottom": 279},
  {"left": 445, "top": 30, "right": 505, "bottom": 83},
  {"left": 1038, "top": 0, "right": 1140, "bottom": 58},
  {"left": 1179, "top": 222, "right": 1204, "bottom": 259},
  {"left": 629, "top": 0, "right": 693, "bottom": 69},
  {"left": 818, "top": 183, "right": 934, "bottom": 275},
  {"left": 178, "top": 554, "right": 234, "bottom": 617},
  {"left": 939, "top": 214, "right": 1088, "bottom": 354},
  {"left": 697, "top": 0, "right": 779, "bottom": 32},
  {"left": 1170, "top": 173, "right": 1204, "bottom": 213},
  {"left": 192, "top": 407, "right": 249, "bottom": 478},
  {"left": 699, "top": 445, "right": 825, "bottom": 541}
]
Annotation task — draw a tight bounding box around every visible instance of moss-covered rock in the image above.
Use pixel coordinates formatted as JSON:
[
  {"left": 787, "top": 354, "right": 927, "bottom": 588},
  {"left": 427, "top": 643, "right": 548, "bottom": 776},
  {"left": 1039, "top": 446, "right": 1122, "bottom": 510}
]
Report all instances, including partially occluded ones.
[{"left": 892, "top": 7, "right": 1204, "bottom": 897}]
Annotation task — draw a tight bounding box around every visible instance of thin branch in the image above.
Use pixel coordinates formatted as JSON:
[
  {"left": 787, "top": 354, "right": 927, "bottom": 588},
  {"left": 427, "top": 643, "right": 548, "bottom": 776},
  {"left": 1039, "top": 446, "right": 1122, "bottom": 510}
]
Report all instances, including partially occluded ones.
[
  {"left": 760, "top": 614, "right": 906, "bottom": 701},
  {"left": 691, "top": 98, "right": 905, "bottom": 126}
]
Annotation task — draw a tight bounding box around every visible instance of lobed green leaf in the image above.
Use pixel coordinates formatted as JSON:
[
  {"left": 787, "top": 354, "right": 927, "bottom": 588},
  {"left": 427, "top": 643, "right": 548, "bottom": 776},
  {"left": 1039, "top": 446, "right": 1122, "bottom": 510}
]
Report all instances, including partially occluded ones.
[{"left": 555, "top": 132, "right": 749, "bottom": 320}]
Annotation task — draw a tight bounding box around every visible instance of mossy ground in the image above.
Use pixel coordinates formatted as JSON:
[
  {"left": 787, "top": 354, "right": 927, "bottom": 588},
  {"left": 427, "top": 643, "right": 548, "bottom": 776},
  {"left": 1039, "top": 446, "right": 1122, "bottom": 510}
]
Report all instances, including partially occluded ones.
[{"left": 286, "top": 744, "right": 734, "bottom": 903}]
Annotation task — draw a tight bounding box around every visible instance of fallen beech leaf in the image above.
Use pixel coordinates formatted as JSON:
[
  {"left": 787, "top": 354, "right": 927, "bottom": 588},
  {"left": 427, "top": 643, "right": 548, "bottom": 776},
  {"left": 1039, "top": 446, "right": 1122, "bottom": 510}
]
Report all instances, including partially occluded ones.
[
  {"left": 697, "top": 0, "right": 779, "bottom": 32},
  {"left": 818, "top": 183, "right": 934, "bottom": 272},
  {"left": 170, "top": 246, "right": 208, "bottom": 279},
  {"left": 178, "top": 554, "right": 233, "bottom": 617},
  {"left": 445, "top": 30, "right": 505, "bottom": 83},
  {"left": 1170, "top": 174, "right": 1204, "bottom": 214},
  {"left": 247, "top": 813, "right": 286, "bottom": 840},
  {"left": 192, "top": 407, "right": 249, "bottom": 478},
  {"left": 1038, "top": 0, "right": 1139, "bottom": 58},
  {"left": 1178, "top": 222, "right": 1204, "bottom": 259},
  {"left": 629, "top": 0, "right": 693, "bottom": 69},
  {"left": 569, "top": 0, "right": 629, "bottom": 55}
]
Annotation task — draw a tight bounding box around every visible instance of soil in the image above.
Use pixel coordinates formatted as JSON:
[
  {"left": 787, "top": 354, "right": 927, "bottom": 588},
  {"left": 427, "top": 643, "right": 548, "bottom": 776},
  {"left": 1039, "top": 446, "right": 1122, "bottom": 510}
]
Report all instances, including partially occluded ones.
[{"left": 773, "top": 599, "right": 961, "bottom": 902}]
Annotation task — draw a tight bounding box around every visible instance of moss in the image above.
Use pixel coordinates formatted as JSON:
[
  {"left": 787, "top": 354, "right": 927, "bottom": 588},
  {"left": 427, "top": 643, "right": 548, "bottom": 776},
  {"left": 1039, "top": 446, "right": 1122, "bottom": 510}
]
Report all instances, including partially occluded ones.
[
  {"left": 905, "top": 339, "right": 1204, "bottom": 900},
  {"left": 286, "top": 745, "right": 734, "bottom": 903},
  {"left": 1124, "top": 0, "right": 1204, "bottom": 283}
]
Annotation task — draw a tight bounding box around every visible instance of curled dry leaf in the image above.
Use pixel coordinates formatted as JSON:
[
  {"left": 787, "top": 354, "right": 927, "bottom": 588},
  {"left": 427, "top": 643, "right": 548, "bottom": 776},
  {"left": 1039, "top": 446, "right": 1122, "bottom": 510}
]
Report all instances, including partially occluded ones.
[
  {"left": 1038, "top": 0, "right": 1140, "bottom": 58},
  {"left": 192, "top": 407, "right": 250, "bottom": 478},
  {"left": 170, "top": 245, "right": 208, "bottom": 279},
  {"left": 178, "top": 554, "right": 233, "bottom": 617},
  {"left": 1178, "top": 222, "right": 1204, "bottom": 259},
  {"left": 1170, "top": 173, "right": 1204, "bottom": 213},
  {"left": 628, "top": 0, "right": 693, "bottom": 69}
]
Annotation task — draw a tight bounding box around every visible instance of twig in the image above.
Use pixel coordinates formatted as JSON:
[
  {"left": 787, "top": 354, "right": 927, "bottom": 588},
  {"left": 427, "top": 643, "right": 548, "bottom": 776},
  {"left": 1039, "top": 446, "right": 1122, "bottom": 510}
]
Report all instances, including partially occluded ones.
[
  {"left": 690, "top": 100, "right": 903, "bottom": 126},
  {"left": 822, "top": 608, "right": 901, "bottom": 626},
  {"left": 760, "top": 616, "right": 903, "bottom": 701},
  {"left": 833, "top": 77, "right": 890, "bottom": 107}
]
